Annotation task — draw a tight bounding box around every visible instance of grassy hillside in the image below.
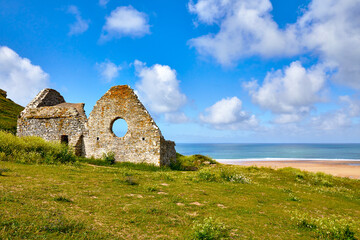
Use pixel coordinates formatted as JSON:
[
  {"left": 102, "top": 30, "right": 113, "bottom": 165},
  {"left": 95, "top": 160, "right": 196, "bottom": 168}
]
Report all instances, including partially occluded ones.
[
  {"left": 0, "top": 131, "right": 359, "bottom": 239},
  {"left": 0, "top": 89, "right": 24, "bottom": 134}
]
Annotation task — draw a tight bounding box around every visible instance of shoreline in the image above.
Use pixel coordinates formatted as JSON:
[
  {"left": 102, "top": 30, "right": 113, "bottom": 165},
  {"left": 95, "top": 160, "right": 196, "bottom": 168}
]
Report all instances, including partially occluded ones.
[
  {"left": 217, "top": 159, "right": 360, "bottom": 179},
  {"left": 216, "top": 158, "right": 360, "bottom": 162}
]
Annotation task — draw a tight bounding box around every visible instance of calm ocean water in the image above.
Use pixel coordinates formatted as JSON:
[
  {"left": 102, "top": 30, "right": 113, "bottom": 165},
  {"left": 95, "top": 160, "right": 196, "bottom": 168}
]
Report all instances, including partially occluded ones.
[{"left": 175, "top": 143, "right": 360, "bottom": 161}]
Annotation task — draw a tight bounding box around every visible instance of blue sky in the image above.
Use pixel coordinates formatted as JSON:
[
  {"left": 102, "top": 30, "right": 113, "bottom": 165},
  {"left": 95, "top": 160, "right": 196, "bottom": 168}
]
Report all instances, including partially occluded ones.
[{"left": 0, "top": 0, "right": 359, "bottom": 143}]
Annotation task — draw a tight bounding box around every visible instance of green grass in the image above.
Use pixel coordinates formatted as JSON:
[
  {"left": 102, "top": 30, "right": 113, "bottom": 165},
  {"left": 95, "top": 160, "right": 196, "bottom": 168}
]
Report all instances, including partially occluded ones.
[
  {"left": 0, "top": 131, "right": 76, "bottom": 164},
  {"left": 0, "top": 131, "right": 360, "bottom": 239},
  {"left": 0, "top": 91, "right": 24, "bottom": 134},
  {"left": 172, "top": 153, "right": 217, "bottom": 171}
]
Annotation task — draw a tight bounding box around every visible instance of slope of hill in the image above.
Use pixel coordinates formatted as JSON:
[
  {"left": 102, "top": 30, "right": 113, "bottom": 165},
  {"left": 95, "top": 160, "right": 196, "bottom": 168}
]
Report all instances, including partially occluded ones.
[
  {"left": 0, "top": 89, "right": 24, "bottom": 134},
  {"left": 0, "top": 130, "right": 359, "bottom": 239}
]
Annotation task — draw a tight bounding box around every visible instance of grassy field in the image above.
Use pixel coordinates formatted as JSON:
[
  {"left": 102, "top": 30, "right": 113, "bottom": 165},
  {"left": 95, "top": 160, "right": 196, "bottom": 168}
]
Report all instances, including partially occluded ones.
[
  {"left": 1, "top": 131, "right": 360, "bottom": 239},
  {"left": 0, "top": 90, "right": 24, "bottom": 134}
]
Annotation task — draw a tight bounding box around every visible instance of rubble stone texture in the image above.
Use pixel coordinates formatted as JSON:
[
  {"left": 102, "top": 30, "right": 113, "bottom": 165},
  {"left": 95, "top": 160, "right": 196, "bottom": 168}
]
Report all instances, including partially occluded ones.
[{"left": 17, "top": 86, "right": 176, "bottom": 166}]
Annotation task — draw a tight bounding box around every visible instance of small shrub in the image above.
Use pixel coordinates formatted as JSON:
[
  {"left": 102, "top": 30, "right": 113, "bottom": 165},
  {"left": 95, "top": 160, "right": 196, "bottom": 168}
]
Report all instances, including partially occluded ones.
[
  {"left": 0, "top": 167, "right": 10, "bottom": 176},
  {"left": 280, "top": 167, "right": 305, "bottom": 181},
  {"left": 288, "top": 194, "right": 300, "bottom": 202},
  {"left": 0, "top": 152, "right": 6, "bottom": 161},
  {"left": 198, "top": 169, "right": 217, "bottom": 182},
  {"left": 171, "top": 153, "right": 217, "bottom": 171},
  {"left": 246, "top": 166, "right": 260, "bottom": 172},
  {"left": 124, "top": 176, "right": 138, "bottom": 186},
  {"left": 54, "top": 196, "right": 72, "bottom": 203},
  {"left": 220, "top": 169, "right": 251, "bottom": 184},
  {"left": 296, "top": 172, "right": 305, "bottom": 180},
  {"left": 192, "top": 217, "right": 230, "bottom": 240},
  {"left": 292, "top": 212, "right": 356, "bottom": 240},
  {"left": 147, "top": 186, "right": 158, "bottom": 192},
  {"left": 282, "top": 188, "right": 292, "bottom": 193},
  {"left": 102, "top": 152, "right": 116, "bottom": 165},
  {"left": 311, "top": 172, "right": 334, "bottom": 187}
]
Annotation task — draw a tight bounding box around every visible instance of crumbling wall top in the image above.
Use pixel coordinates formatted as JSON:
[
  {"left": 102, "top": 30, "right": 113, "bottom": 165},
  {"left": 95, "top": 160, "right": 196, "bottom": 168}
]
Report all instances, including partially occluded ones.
[
  {"left": 23, "top": 103, "right": 86, "bottom": 119},
  {"left": 25, "top": 88, "right": 65, "bottom": 109}
]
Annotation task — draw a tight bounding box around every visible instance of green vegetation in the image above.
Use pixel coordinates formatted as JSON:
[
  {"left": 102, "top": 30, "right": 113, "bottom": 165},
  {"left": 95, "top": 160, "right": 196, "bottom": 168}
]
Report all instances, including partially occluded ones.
[
  {"left": 172, "top": 153, "right": 217, "bottom": 170},
  {"left": 0, "top": 131, "right": 75, "bottom": 164},
  {"left": 102, "top": 152, "right": 116, "bottom": 165},
  {"left": 192, "top": 217, "right": 230, "bottom": 240},
  {"left": 293, "top": 212, "right": 356, "bottom": 239},
  {"left": 0, "top": 130, "right": 359, "bottom": 239},
  {"left": 0, "top": 90, "right": 24, "bottom": 134}
]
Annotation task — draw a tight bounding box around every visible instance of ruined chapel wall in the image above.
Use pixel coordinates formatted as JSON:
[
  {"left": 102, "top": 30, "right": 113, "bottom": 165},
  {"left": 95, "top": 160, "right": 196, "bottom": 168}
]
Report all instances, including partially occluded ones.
[
  {"left": 160, "top": 137, "right": 176, "bottom": 166},
  {"left": 17, "top": 85, "right": 176, "bottom": 165},
  {"left": 24, "top": 88, "right": 65, "bottom": 110},
  {"left": 85, "top": 85, "right": 164, "bottom": 165},
  {"left": 17, "top": 106, "right": 87, "bottom": 156}
]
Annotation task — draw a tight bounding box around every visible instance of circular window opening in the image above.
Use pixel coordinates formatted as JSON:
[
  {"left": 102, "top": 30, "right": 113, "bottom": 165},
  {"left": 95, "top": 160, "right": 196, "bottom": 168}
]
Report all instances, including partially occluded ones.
[{"left": 111, "top": 118, "right": 128, "bottom": 138}]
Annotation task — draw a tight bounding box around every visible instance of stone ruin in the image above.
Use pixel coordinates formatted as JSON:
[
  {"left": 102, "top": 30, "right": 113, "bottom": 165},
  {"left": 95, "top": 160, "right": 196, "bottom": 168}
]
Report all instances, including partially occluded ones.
[{"left": 17, "top": 85, "right": 176, "bottom": 166}]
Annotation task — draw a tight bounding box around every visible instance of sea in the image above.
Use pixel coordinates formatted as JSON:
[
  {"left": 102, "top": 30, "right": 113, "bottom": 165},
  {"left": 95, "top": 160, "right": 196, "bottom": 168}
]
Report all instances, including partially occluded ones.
[{"left": 175, "top": 143, "right": 360, "bottom": 164}]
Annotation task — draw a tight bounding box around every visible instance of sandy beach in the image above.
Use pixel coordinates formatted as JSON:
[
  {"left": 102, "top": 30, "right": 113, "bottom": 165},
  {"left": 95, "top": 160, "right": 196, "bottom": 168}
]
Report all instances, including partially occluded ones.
[{"left": 218, "top": 160, "right": 360, "bottom": 179}]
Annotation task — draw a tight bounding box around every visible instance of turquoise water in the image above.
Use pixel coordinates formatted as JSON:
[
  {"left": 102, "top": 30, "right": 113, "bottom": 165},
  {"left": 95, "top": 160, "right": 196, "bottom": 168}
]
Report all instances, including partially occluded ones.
[{"left": 175, "top": 143, "right": 360, "bottom": 161}]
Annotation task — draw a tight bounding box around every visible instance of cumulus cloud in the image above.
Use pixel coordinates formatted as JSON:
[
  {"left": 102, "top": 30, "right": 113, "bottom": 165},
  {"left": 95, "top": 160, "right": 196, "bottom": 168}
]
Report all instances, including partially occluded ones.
[
  {"left": 0, "top": 46, "right": 49, "bottom": 106},
  {"left": 339, "top": 95, "right": 360, "bottom": 117},
  {"left": 311, "top": 112, "right": 351, "bottom": 131},
  {"left": 188, "top": 0, "right": 360, "bottom": 89},
  {"left": 200, "top": 97, "right": 258, "bottom": 130},
  {"left": 188, "top": 0, "right": 300, "bottom": 65},
  {"left": 68, "top": 5, "right": 90, "bottom": 36},
  {"left": 298, "top": 0, "right": 360, "bottom": 89},
  {"left": 134, "top": 60, "right": 187, "bottom": 121},
  {"left": 165, "top": 112, "right": 189, "bottom": 124},
  {"left": 96, "top": 60, "right": 121, "bottom": 82},
  {"left": 245, "top": 61, "right": 327, "bottom": 123},
  {"left": 99, "top": 0, "right": 110, "bottom": 7},
  {"left": 101, "top": 6, "right": 150, "bottom": 41},
  {"left": 311, "top": 96, "right": 360, "bottom": 131}
]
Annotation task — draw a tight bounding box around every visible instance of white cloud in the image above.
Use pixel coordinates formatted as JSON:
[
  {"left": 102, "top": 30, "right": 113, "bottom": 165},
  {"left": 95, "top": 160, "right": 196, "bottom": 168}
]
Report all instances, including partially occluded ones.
[
  {"left": 0, "top": 46, "right": 49, "bottom": 106},
  {"left": 188, "top": 0, "right": 300, "bottom": 65},
  {"left": 311, "top": 112, "right": 351, "bottom": 131},
  {"left": 188, "top": 0, "right": 360, "bottom": 89},
  {"left": 96, "top": 60, "right": 121, "bottom": 82},
  {"left": 200, "top": 96, "right": 258, "bottom": 130},
  {"left": 99, "top": 0, "right": 110, "bottom": 7},
  {"left": 298, "top": 0, "right": 360, "bottom": 89},
  {"left": 165, "top": 112, "right": 189, "bottom": 124},
  {"left": 310, "top": 95, "right": 360, "bottom": 131},
  {"left": 68, "top": 5, "right": 90, "bottom": 36},
  {"left": 339, "top": 95, "right": 360, "bottom": 117},
  {"left": 101, "top": 6, "right": 150, "bottom": 40},
  {"left": 246, "top": 61, "right": 327, "bottom": 123},
  {"left": 134, "top": 60, "right": 187, "bottom": 117}
]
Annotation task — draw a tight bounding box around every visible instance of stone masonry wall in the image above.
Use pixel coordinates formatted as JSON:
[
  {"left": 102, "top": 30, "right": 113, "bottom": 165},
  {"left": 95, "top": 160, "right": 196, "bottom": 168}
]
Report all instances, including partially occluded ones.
[
  {"left": 17, "top": 90, "right": 87, "bottom": 156},
  {"left": 85, "top": 85, "right": 173, "bottom": 166},
  {"left": 160, "top": 137, "right": 176, "bottom": 166},
  {"left": 24, "top": 88, "right": 65, "bottom": 109},
  {"left": 17, "top": 85, "right": 176, "bottom": 165}
]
